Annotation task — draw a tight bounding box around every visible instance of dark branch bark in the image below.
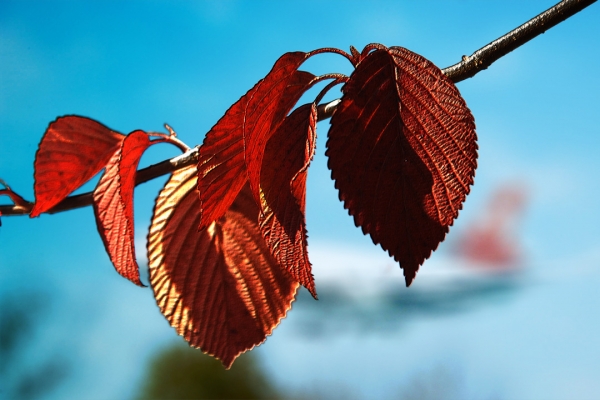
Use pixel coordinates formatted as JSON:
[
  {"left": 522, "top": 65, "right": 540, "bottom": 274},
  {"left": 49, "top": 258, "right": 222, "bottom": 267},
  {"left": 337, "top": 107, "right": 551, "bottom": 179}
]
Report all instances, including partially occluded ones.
[
  {"left": 0, "top": 0, "right": 595, "bottom": 217},
  {"left": 442, "top": 0, "right": 597, "bottom": 82}
]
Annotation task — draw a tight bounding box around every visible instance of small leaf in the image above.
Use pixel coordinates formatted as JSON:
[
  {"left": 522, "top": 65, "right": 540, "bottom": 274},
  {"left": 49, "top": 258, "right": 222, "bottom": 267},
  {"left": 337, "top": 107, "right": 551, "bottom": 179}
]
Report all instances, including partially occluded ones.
[
  {"left": 31, "top": 116, "right": 124, "bottom": 217},
  {"left": 259, "top": 103, "right": 317, "bottom": 297},
  {"left": 93, "top": 130, "right": 152, "bottom": 286},
  {"left": 197, "top": 52, "right": 314, "bottom": 229},
  {"left": 148, "top": 166, "right": 298, "bottom": 368},
  {"left": 327, "top": 46, "right": 477, "bottom": 286}
]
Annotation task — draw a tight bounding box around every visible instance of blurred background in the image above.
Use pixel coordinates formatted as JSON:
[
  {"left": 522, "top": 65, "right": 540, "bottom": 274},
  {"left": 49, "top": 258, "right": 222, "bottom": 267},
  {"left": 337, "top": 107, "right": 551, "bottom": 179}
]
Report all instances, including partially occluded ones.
[{"left": 1, "top": 1, "right": 600, "bottom": 399}]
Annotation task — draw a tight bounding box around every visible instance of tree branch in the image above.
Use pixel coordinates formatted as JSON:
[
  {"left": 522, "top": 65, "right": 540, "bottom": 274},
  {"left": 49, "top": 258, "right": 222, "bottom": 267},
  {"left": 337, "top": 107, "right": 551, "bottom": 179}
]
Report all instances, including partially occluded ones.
[
  {"left": 0, "top": 0, "right": 595, "bottom": 217},
  {"left": 442, "top": 0, "right": 597, "bottom": 82}
]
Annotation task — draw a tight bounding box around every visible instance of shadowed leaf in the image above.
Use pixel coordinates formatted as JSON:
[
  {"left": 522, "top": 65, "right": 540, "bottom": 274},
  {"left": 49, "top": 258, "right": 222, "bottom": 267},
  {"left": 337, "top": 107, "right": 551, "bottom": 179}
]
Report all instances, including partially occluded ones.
[
  {"left": 259, "top": 103, "right": 317, "bottom": 297},
  {"left": 93, "top": 130, "right": 151, "bottom": 286},
  {"left": 327, "top": 46, "right": 477, "bottom": 286},
  {"left": 31, "top": 116, "right": 124, "bottom": 217},
  {"left": 148, "top": 166, "right": 298, "bottom": 368}
]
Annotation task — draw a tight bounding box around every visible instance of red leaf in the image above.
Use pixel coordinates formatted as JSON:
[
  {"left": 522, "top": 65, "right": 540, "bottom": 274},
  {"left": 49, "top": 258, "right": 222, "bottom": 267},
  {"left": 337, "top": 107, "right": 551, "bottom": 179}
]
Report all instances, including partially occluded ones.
[
  {"left": 196, "top": 91, "right": 252, "bottom": 230},
  {"left": 148, "top": 166, "right": 298, "bottom": 368},
  {"left": 197, "top": 52, "right": 314, "bottom": 229},
  {"left": 93, "top": 130, "right": 152, "bottom": 286},
  {"left": 243, "top": 52, "right": 315, "bottom": 205},
  {"left": 31, "top": 116, "right": 124, "bottom": 217},
  {"left": 259, "top": 103, "right": 317, "bottom": 297},
  {"left": 327, "top": 46, "right": 477, "bottom": 286}
]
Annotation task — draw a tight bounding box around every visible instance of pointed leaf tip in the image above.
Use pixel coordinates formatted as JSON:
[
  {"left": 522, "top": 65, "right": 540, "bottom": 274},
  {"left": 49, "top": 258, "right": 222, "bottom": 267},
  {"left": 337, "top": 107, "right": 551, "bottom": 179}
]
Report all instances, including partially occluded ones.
[
  {"left": 259, "top": 103, "right": 318, "bottom": 298},
  {"left": 327, "top": 45, "right": 477, "bottom": 283},
  {"left": 243, "top": 52, "right": 315, "bottom": 207},
  {"left": 197, "top": 51, "right": 315, "bottom": 231},
  {"left": 31, "top": 116, "right": 124, "bottom": 217},
  {"left": 93, "top": 130, "right": 152, "bottom": 286},
  {"left": 149, "top": 166, "right": 298, "bottom": 367}
]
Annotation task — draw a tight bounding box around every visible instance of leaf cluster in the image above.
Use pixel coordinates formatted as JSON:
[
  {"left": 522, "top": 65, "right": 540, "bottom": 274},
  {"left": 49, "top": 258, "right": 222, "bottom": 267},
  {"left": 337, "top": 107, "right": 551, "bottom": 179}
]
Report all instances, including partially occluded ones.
[{"left": 2, "top": 44, "right": 476, "bottom": 367}]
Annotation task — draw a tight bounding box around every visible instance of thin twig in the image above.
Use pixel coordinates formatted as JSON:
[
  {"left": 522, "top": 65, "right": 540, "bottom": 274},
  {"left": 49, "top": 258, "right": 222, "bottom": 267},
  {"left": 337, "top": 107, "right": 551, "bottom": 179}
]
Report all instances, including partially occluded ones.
[
  {"left": 442, "top": 0, "right": 597, "bottom": 82},
  {"left": 0, "top": 0, "right": 595, "bottom": 217}
]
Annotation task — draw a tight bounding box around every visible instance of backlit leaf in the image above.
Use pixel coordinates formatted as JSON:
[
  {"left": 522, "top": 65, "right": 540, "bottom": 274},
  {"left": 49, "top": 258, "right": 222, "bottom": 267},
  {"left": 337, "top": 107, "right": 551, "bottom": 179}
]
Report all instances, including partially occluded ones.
[
  {"left": 31, "top": 116, "right": 124, "bottom": 217},
  {"left": 197, "top": 52, "right": 314, "bottom": 229},
  {"left": 93, "top": 130, "right": 152, "bottom": 286},
  {"left": 259, "top": 103, "right": 317, "bottom": 297},
  {"left": 196, "top": 91, "right": 252, "bottom": 230},
  {"left": 243, "top": 52, "right": 315, "bottom": 205},
  {"left": 327, "top": 46, "right": 477, "bottom": 286},
  {"left": 149, "top": 166, "right": 298, "bottom": 368}
]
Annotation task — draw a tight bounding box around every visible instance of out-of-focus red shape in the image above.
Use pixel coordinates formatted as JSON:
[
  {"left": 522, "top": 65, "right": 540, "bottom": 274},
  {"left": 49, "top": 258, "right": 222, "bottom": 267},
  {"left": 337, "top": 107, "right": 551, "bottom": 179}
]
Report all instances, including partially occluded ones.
[
  {"left": 197, "top": 52, "right": 314, "bottom": 230},
  {"left": 31, "top": 116, "right": 124, "bottom": 217},
  {"left": 93, "top": 130, "right": 151, "bottom": 287},
  {"left": 454, "top": 183, "right": 528, "bottom": 269},
  {"left": 148, "top": 166, "right": 298, "bottom": 369},
  {"left": 327, "top": 45, "right": 477, "bottom": 286},
  {"left": 259, "top": 103, "right": 317, "bottom": 298}
]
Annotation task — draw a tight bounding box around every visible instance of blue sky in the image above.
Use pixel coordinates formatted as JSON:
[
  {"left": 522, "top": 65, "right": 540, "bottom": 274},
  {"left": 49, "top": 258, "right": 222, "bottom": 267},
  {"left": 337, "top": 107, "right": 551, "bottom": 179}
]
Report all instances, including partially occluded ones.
[{"left": 1, "top": 1, "right": 600, "bottom": 399}]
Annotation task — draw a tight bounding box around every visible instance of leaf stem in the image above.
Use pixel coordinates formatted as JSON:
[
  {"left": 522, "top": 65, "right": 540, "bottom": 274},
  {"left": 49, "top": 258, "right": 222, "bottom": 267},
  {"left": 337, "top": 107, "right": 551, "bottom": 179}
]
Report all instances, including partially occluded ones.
[
  {"left": 147, "top": 124, "right": 191, "bottom": 152},
  {"left": 308, "top": 48, "right": 355, "bottom": 65}
]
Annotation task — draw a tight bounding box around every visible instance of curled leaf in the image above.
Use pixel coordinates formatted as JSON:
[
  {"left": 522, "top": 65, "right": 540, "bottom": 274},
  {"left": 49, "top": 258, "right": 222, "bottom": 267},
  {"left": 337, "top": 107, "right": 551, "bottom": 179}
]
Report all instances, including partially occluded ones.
[
  {"left": 259, "top": 103, "right": 317, "bottom": 297},
  {"left": 31, "top": 116, "right": 124, "bottom": 217},
  {"left": 196, "top": 92, "right": 251, "bottom": 230},
  {"left": 197, "top": 52, "right": 315, "bottom": 229},
  {"left": 327, "top": 45, "right": 477, "bottom": 285},
  {"left": 93, "top": 130, "right": 152, "bottom": 286},
  {"left": 149, "top": 166, "right": 297, "bottom": 368},
  {"left": 243, "top": 52, "right": 315, "bottom": 205}
]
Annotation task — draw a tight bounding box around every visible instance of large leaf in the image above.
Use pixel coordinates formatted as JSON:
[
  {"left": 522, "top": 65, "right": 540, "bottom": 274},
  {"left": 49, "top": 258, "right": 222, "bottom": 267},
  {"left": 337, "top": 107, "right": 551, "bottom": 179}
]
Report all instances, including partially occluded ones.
[
  {"left": 148, "top": 166, "right": 298, "bottom": 368},
  {"left": 327, "top": 46, "right": 477, "bottom": 286},
  {"left": 259, "top": 103, "right": 317, "bottom": 297},
  {"left": 31, "top": 116, "right": 124, "bottom": 217},
  {"left": 93, "top": 130, "right": 152, "bottom": 286},
  {"left": 197, "top": 52, "right": 314, "bottom": 229}
]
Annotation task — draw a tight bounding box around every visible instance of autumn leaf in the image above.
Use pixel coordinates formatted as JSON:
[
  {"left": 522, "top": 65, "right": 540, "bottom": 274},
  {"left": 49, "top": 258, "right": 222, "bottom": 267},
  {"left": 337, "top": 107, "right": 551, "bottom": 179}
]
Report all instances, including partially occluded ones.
[
  {"left": 259, "top": 103, "right": 317, "bottom": 297},
  {"left": 197, "top": 52, "right": 314, "bottom": 230},
  {"left": 242, "top": 52, "right": 315, "bottom": 206},
  {"left": 327, "top": 45, "right": 477, "bottom": 286},
  {"left": 93, "top": 130, "right": 152, "bottom": 286},
  {"left": 31, "top": 116, "right": 124, "bottom": 217},
  {"left": 148, "top": 165, "right": 298, "bottom": 368}
]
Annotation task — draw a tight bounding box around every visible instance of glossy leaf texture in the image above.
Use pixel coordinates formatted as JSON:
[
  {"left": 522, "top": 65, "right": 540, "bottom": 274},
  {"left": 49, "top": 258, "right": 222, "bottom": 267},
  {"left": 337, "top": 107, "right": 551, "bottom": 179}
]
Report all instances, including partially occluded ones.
[
  {"left": 197, "top": 52, "right": 314, "bottom": 229},
  {"left": 259, "top": 103, "right": 317, "bottom": 297},
  {"left": 327, "top": 45, "right": 477, "bottom": 286},
  {"left": 148, "top": 165, "right": 298, "bottom": 368},
  {"left": 93, "top": 131, "right": 152, "bottom": 286},
  {"left": 31, "top": 116, "right": 124, "bottom": 217}
]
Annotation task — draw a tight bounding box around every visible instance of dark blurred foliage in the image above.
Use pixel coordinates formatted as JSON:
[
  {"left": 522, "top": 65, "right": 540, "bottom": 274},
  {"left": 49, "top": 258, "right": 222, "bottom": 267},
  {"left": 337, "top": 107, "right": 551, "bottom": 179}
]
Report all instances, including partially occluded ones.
[
  {"left": 136, "top": 342, "right": 283, "bottom": 400},
  {"left": 0, "top": 292, "right": 68, "bottom": 400}
]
